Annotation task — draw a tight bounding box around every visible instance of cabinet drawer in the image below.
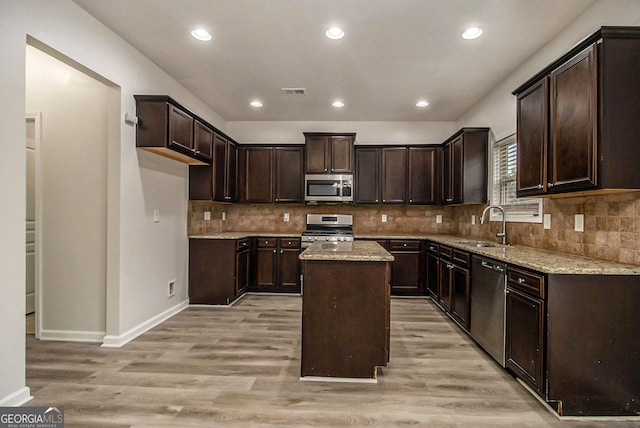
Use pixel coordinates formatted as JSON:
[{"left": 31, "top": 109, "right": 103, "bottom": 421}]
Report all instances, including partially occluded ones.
[
  {"left": 426, "top": 242, "right": 439, "bottom": 255},
  {"left": 507, "top": 266, "right": 545, "bottom": 298},
  {"left": 280, "top": 238, "right": 301, "bottom": 249},
  {"left": 439, "top": 245, "right": 453, "bottom": 261},
  {"left": 452, "top": 249, "right": 470, "bottom": 268},
  {"left": 389, "top": 240, "right": 421, "bottom": 251},
  {"left": 236, "top": 238, "right": 251, "bottom": 251},
  {"left": 256, "top": 238, "right": 277, "bottom": 248}
]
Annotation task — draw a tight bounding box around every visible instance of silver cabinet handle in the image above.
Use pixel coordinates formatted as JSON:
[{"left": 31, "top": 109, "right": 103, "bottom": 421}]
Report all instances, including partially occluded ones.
[
  {"left": 280, "top": 250, "right": 284, "bottom": 254},
  {"left": 273, "top": 250, "right": 276, "bottom": 253},
  {"left": 547, "top": 183, "right": 554, "bottom": 188},
  {"left": 518, "top": 278, "right": 526, "bottom": 284},
  {"left": 265, "top": 240, "right": 269, "bottom": 244},
  {"left": 537, "top": 184, "right": 543, "bottom": 189}
]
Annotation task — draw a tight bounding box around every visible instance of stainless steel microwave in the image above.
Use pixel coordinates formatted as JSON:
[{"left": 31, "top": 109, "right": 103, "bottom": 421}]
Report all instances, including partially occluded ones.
[{"left": 304, "top": 174, "right": 353, "bottom": 203}]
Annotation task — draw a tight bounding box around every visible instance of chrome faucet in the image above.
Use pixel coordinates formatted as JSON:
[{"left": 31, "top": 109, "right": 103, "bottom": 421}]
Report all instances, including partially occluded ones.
[{"left": 480, "top": 205, "right": 508, "bottom": 245}]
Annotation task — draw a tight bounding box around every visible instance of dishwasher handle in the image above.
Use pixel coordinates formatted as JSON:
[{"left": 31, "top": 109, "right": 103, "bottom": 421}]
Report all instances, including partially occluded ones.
[{"left": 480, "top": 260, "right": 505, "bottom": 273}]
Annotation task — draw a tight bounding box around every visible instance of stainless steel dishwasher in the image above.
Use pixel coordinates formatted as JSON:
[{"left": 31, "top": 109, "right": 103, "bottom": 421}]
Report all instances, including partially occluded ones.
[{"left": 470, "top": 255, "right": 507, "bottom": 366}]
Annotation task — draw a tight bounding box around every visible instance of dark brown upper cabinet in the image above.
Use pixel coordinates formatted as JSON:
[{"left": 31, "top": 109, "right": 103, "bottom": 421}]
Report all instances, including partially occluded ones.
[
  {"left": 513, "top": 27, "right": 640, "bottom": 197},
  {"left": 303, "top": 133, "right": 355, "bottom": 174},
  {"left": 408, "top": 147, "right": 439, "bottom": 205},
  {"left": 189, "top": 134, "right": 238, "bottom": 202},
  {"left": 135, "top": 95, "right": 212, "bottom": 165},
  {"left": 238, "top": 146, "right": 304, "bottom": 203},
  {"left": 381, "top": 147, "right": 407, "bottom": 204},
  {"left": 441, "top": 128, "right": 489, "bottom": 205},
  {"left": 354, "top": 147, "right": 380, "bottom": 204}
]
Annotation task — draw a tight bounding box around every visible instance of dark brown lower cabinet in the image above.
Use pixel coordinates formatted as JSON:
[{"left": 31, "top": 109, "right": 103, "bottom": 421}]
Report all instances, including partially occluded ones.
[
  {"left": 425, "top": 242, "right": 439, "bottom": 300},
  {"left": 388, "top": 240, "right": 423, "bottom": 295},
  {"left": 435, "top": 245, "right": 470, "bottom": 330},
  {"left": 188, "top": 238, "right": 250, "bottom": 305},
  {"left": 253, "top": 237, "right": 301, "bottom": 293},
  {"left": 505, "top": 287, "right": 545, "bottom": 394}
]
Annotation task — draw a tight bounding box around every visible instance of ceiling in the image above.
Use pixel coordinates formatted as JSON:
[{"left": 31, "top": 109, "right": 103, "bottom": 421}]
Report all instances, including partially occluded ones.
[{"left": 73, "top": 0, "right": 596, "bottom": 122}]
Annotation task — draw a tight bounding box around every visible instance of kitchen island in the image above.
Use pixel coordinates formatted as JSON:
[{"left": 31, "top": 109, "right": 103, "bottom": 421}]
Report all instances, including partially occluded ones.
[{"left": 299, "top": 241, "right": 394, "bottom": 381}]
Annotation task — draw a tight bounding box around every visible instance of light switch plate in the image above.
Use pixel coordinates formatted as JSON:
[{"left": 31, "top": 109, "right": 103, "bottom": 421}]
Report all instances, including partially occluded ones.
[
  {"left": 204, "top": 211, "right": 211, "bottom": 221},
  {"left": 284, "top": 212, "right": 290, "bottom": 222},
  {"left": 381, "top": 214, "right": 387, "bottom": 223},
  {"left": 574, "top": 214, "right": 584, "bottom": 232},
  {"left": 471, "top": 215, "right": 476, "bottom": 225},
  {"left": 222, "top": 211, "right": 226, "bottom": 221},
  {"left": 436, "top": 215, "right": 443, "bottom": 224},
  {"left": 543, "top": 214, "right": 551, "bottom": 230},
  {"left": 153, "top": 209, "right": 160, "bottom": 223}
]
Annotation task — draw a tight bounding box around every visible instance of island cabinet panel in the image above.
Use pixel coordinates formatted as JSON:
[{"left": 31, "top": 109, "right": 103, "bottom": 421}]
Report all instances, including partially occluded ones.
[
  {"left": 301, "top": 260, "right": 390, "bottom": 379},
  {"left": 514, "top": 27, "right": 640, "bottom": 197},
  {"left": 189, "top": 238, "right": 249, "bottom": 305}
]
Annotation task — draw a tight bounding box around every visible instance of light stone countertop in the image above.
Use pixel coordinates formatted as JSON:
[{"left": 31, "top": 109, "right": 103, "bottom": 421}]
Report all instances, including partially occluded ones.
[
  {"left": 188, "top": 232, "right": 640, "bottom": 275},
  {"left": 299, "top": 241, "right": 394, "bottom": 262}
]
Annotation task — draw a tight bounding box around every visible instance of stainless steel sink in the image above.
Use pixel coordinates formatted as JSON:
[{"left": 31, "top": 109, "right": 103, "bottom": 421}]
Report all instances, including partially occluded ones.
[{"left": 457, "top": 241, "right": 498, "bottom": 248}]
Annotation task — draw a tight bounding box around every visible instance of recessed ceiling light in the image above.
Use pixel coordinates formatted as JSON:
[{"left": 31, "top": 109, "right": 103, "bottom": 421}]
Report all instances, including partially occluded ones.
[
  {"left": 332, "top": 100, "right": 345, "bottom": 108},
  {"left": 461, "top": 27, "right": 483, "bottom": 40},
  {"left": 416, "top": 100, "right": 429, "bottom": 108},
  {"left": 325, "top": 27, "right": 345, "bottom": 40},
  {"left": 191, "top": 28, "right": 212, "bottom": 41},
  {"left": 250, "top": 100, "right": 263, "bottom": 108}
]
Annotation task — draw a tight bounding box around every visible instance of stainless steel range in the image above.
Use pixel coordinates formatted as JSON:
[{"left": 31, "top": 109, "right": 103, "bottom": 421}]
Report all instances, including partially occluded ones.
[{"left": 301, "top": 214, "right": 354, "bottom": 249}]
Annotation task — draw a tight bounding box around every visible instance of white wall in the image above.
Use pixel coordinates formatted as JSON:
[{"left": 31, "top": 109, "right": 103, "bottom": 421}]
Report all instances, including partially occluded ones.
[
  {"left": 456, "top": 0, "right": 640, "bottom": 138},
  {"left": 0, "top": 0, "right": 228, "bottom": 404},
  {"left": 227, "top": 121, "right": 456, "bottom": 145},
  {"left": 26, "top": 46, "right": 109, "bottom": 340}
]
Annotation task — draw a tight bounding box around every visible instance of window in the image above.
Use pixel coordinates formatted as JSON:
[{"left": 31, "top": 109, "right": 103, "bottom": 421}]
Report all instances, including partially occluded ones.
[{"left": 490, "top": 133, "right": 542, "bottom": 223}]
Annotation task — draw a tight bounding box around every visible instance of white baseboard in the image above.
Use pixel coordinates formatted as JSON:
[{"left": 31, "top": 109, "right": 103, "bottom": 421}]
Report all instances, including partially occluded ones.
[
  {"left": 39, "top": 329, "right": 105, "bottom": 343},
  {"left": 101, "top": 299, "right": 189, "bottom": 348},
  {"left": 0, "top": 387, "right": 32, "bottom": 407}
]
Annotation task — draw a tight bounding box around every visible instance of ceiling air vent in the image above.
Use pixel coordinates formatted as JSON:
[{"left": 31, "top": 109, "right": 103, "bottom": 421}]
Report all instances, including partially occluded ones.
[{"left": 281, "top": 88, "right": 306, "bottom": 95}]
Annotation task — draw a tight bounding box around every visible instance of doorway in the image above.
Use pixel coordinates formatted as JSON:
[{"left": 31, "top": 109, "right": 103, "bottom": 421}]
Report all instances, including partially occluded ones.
[{"left": 25, "top": 113, "right": 41, "bottom": 337}]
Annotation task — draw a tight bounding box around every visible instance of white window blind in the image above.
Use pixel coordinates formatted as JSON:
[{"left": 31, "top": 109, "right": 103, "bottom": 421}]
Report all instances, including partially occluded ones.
[{"left": 491, "top": 134, "right": 542, "bottom": 222}]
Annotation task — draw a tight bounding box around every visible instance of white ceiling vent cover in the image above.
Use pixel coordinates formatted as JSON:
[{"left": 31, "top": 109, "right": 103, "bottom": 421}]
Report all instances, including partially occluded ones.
[{"left": 281, "top": 88, "right": 306, "bottom": 95}]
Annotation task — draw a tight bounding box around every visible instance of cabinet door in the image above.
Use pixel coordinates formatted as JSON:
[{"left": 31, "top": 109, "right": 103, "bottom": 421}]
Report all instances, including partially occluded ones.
[
  {"left": 280, "top": 248, "right": 301, "bottom": 291},
  {"left": 389, "top": 241, "right": 422, "bottom": 295},
  {"left": 355, "top": 148, "right": 380, "bottom": 204},
  {"left": 275, "top": 147, "right": 303, "bottom": 203},
  {"left": 330, "top": 136, "right": 354, "bottom": 173},
  {"left": 212, "top": 135, "right": 227, "bottom": 201},
  {"left": 517, "top": 79, "right": 548, "bottom": 196},
  {"left": 242, "top": 147, "right": 273, "bottom": 203},
  {"left": 450, "top": 136, "right": 464, "bottom": 204},
  {"left": 408, "top": 147, "right": 438, "bottom": 204},
  {"left": 305, "top": 136, "right": 329, "bottom": 173},
  {"left": 450, "top": 266, "right": 470, "bottom": 330},
  {"left": 193, "top": 120, "right": 213, "bottom": 162},
  {"left": 168, "top": 105, "right": 194, "bottom": 154},
  {"left": 425, "top": 247, "right": 439, "bottom": 300},
  {"left": 381, "top": 147, "right": 407, "bottom": 204},
  {"left": 236, "top": 249, "right": 250, "bottom": 296},
  {"left": 225, "top": 142, "right": 238, "bottom": 201},
  {"left": 439, "top": 262, "right": 452, "bottom": 311},
  {"left": 256, "top": 247, "right": 277, "bottom": 289},
  {"left": 506, "top": 288, "right": 545, "bottom": 395},
  {"left": 549, "top": 45, "right": 598, "bottom": 193},
  {"left": 441, "top": 143, "right": 452, "bottom": 203}
]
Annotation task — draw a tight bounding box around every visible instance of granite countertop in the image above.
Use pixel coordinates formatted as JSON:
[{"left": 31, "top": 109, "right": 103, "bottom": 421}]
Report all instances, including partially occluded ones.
[
  {"left": 189, "top": 232, "right": 302, "bottom": 239},
  {"left": 299, "top": 241, "right": 394, "bottom": 262},
  {"left": 188, "top": 232, "right": 640, "bottom": 275}
]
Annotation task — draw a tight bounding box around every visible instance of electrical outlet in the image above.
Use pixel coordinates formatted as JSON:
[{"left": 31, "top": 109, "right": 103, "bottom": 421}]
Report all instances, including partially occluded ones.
[
  {"left": 543, "top": 214, "right": 551, "bottom": 230},
  {"left": 284, "top": 212, "right": 290, "bottom": 222},
  {"left": 153, "top": 209, "right": 160, "bottom": 223},
  {"left": 222, "top": 211, "right": 226, "bottom": 221},
  {"left": 381, "top": 214, "right": 387, "bottom": 223},
  {"left": 204, "top": 211, "right": 211, "bottom": 221},
  {"left": 436, "top": 214, "right": 443, "bottom": 224},
  {"left": 471, "top": 215, "right": 476, "bottom": 225},
  {"left": 168, "top": 280, "right": 175, "bottom": 297},
  {"left": 574, "top": 214, "right": 585, "bottom": 232}
]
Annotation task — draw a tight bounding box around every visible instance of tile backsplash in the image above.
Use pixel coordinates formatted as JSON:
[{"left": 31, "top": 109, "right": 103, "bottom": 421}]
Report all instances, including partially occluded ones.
[{"left": 189, "top": 191, "right": 640, "bottom": 265}]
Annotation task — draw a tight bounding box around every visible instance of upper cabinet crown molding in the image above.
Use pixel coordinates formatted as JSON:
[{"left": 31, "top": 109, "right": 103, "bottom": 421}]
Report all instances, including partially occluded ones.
[{"left": 513, "top": 26, "right": 640, "bottom": 197}]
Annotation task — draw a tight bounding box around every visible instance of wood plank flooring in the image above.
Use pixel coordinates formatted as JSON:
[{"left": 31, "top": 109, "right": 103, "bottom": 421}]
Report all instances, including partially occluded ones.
[{"left": 25, "top": 295, "right": 637, "bottom": 427}]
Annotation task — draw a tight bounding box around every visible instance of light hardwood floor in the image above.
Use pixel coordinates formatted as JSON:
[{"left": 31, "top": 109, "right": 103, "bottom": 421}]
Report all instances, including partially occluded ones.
[{"left": 26, "top": 295, "right": 637, "bottom": 427}]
